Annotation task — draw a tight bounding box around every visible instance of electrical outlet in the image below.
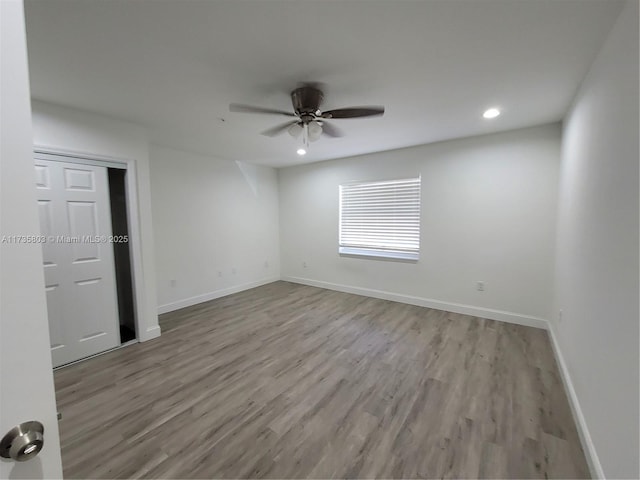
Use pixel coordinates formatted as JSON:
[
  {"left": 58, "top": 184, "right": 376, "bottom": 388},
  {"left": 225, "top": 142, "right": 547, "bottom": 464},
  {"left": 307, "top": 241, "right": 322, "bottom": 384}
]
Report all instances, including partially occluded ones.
[
  {"left": 218, "top": 271, "right": 222, "bottom": 277},
  {"left": 476, "top": 281, "right": 485, "bottom": 292},
  {"left": 558, "top": 309, "right": 563, "bottom": 323},
  {"left": 303, "top": 261, "right": 307, "bottom": 269},
  {"left": 169, "top": 279, "right": 176, "bottom": 288}
]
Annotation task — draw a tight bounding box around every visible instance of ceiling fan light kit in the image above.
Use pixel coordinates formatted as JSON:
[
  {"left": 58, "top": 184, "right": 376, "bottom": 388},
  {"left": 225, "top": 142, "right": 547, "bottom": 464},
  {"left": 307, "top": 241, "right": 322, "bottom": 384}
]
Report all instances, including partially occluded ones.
[
  {"left": 288, "top": 123, "right": 303, "bottom": 138},
  {"left": 229, "top": 84, "right": 385, "bottom": 153},
  {"left": 307, "top": 121, "right": 323, "bottom": 142}
]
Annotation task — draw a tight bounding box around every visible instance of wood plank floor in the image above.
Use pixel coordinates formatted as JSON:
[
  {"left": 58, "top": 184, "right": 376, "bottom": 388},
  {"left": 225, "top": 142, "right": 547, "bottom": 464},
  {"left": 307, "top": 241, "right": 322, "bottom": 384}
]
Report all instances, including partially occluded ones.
[{"left": 54, "top": 281, "right": 590, "bottom": 479}]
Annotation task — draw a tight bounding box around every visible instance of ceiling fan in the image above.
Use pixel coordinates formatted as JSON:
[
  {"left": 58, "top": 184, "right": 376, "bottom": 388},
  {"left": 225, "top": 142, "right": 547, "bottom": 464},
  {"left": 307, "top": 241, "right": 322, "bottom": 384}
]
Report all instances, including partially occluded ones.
[{"left": 229, "top": 84, "right": 384, "bottom": 146}]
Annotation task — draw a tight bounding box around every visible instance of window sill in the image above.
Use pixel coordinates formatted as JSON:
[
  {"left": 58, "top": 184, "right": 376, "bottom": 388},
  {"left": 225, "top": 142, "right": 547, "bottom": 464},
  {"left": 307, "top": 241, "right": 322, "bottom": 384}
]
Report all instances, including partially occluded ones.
[{"left": 338, "top": 247, "right": 419, "bottom": 262}]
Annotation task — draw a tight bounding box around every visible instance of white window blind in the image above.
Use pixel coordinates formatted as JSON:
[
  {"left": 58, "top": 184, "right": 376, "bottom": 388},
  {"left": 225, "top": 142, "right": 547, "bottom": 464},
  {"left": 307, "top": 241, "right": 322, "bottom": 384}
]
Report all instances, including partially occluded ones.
[{"left": 339, "top": 176, "right": 421, "bottom": 261}]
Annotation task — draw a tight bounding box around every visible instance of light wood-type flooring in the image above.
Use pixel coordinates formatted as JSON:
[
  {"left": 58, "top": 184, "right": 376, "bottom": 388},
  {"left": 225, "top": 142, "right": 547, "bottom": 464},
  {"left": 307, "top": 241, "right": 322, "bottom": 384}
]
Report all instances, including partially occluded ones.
[{"left": 54, "top": 281, "right": 590, "bottom": 478}]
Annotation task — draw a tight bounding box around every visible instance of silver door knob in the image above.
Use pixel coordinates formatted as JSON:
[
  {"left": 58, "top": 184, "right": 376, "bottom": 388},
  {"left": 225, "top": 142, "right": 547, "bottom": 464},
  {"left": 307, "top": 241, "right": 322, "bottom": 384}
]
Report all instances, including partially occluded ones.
[{"left": 0, "top": 421, "right": 44, "bottom": 462}]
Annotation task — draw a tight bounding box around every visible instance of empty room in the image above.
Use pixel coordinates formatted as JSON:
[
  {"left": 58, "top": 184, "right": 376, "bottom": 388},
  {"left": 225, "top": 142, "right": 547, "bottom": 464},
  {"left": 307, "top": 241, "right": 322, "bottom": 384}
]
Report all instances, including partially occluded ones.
[{"left": 1, "top": 0, "right": 638, "bottom": 479}]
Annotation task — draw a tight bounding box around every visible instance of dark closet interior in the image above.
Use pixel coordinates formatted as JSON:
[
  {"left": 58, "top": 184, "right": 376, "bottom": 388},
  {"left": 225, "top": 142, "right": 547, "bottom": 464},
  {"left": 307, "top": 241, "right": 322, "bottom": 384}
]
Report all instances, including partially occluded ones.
[{"left": 108, "top": 168, "right": 136, "bottom": 343}]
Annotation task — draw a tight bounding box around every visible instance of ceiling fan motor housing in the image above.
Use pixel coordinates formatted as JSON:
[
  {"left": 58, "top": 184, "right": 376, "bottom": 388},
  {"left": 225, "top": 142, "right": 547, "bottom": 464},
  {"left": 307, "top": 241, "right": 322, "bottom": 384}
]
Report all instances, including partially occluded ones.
[{"left": 291, "top": 86, "right": 324, "bottom": 118}]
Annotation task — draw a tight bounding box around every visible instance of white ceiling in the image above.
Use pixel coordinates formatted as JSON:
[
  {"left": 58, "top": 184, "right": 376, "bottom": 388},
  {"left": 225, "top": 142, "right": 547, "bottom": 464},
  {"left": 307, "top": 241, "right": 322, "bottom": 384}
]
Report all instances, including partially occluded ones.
[{"left": 24, "top": 0, "right": 623, "bottom": 168}]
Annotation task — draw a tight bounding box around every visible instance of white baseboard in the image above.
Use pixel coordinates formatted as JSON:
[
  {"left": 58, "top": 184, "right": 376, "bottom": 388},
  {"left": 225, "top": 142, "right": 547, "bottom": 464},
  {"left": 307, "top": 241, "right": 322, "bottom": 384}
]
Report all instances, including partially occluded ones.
[
  {"left": 282, "top": 276, "right": 548, "bottom": 329},
  {"left": 157, "top": 276, "right": 280, "bottom": 315},
  {"left": 139, "top": 325, "right": 161, "bottom": 342},
  {"left": 547, "top": 324, "right": 604, "bottom": 479}
]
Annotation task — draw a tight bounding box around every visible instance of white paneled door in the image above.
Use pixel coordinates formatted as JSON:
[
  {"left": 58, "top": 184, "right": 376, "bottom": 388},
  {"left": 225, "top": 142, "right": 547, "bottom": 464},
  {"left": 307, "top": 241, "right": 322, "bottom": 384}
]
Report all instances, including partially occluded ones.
[{"left": 35, "top": 159, "right": 120, "bottom": 367}]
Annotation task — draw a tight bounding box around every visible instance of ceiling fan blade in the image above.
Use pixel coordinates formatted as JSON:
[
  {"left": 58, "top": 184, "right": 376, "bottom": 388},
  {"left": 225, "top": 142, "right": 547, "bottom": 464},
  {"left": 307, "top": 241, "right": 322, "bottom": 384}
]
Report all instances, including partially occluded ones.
[
  {"left": 261, "top": 121, "right": 299, "bottom": 137},
  {"left": 322, "top": 106, "right": 385, "bottom": 119},
  {"left": 229, "top": 103, "right": 296, "bottom": 117},
  {"left": 320, "top": 121, "right": 343, "bottom": 138}
]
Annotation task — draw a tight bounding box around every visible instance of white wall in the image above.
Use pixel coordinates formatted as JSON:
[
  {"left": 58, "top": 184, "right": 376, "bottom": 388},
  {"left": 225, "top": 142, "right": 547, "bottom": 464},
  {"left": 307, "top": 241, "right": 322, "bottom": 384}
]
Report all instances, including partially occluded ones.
[
  {"left": 31, "top": 100, "right": 160, "bottom": 341},
  {"left": 279, "top": 124, "right": 561, "bottom": 326},
  {"left": 0, "top": 1, "right": 62, "bottom": 477},
  {"left": 553, "top": 1, "right": 639, "bottom": 478},
  {"left": 150, "top": 145, "right": 280, "bottom": 313}
]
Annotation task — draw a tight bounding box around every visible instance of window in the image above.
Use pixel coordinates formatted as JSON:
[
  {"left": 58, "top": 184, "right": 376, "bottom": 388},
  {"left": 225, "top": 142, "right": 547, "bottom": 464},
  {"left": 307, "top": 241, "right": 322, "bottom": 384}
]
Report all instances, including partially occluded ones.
[{"left": 339, "top": 176, "right": 421, "bottom": 261}]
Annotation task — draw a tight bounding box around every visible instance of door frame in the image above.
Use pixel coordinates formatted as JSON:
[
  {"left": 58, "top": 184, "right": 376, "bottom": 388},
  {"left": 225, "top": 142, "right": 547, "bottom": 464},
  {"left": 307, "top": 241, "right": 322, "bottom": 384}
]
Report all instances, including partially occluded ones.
[{"left": 34, "top": 146, "right": 146, "bottom": 345}]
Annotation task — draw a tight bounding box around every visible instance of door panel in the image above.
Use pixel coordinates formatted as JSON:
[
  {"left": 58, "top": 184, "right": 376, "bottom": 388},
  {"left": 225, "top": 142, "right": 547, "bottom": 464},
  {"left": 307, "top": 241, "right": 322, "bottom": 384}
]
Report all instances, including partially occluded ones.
[
  {"left": 45, "top": 284, "right": 65, "bottom": 351},
  {"left": 38, "top": 200, "right": 57, "bottom": 264},
  {"left": 1, "top": 2, "right": 63, "bottom": 475},
  {"left": 64, "top": 167, "right": 95, "bottom": 190},
  {"left": 67, "top": 201, "right": 100, "bottom": 261},
  {"left": 38, "top": 198, "right": 67, "bottom": 352},
  {"left": 34, "top": 163, "right": 50, "bottom": 187},
  {"left": 35, "top": 159, "right": 121, "bottom": 367}
]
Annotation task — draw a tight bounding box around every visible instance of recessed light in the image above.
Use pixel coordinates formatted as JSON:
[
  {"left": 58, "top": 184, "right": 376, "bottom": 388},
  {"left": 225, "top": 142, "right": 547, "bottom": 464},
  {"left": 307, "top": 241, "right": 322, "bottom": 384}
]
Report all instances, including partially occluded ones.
[
  {"left": 483, "top": 108, "right": 501, "bottom": 119},
  {"left": 297, "top": 148, "right": 307, "bottom": 156}
]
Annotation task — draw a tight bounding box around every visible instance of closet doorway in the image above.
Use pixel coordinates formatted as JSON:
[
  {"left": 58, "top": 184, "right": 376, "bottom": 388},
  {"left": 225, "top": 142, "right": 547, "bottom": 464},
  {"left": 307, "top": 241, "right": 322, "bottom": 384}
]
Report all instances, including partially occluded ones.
[{"left": 35, "top": 153, "right": 137, "bottom": 367}]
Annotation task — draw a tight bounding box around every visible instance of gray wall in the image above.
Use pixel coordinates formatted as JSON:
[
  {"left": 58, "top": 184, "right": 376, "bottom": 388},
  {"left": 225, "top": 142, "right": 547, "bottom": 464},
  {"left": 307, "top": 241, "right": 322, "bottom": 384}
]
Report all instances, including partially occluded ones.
[
  {"left": 554, "top": 1, "right": 639, "bottom": 477},
  {"left": 279, "top": 124, "right": 561, "bottom": 326},
  {"left": 150, "top": 145, "right": 281, "bottom": 312}
]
